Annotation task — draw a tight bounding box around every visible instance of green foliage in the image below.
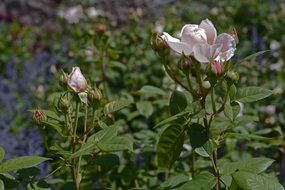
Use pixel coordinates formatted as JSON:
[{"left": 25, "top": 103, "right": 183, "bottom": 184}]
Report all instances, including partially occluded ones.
[
  {"left": 178, "top": 172, "right": 216, "bottom": 190},
  {"left": 234, "top": 87, "right": 272, "bottom": 103},
  {"left": 232, "top": 171, "right": 284, "bottom": 190},
  {"left": 156, "top": 125, "right": 185, "bottom": 169},
  {"left": 0, "top": 156, "right": 50, "bottom": 173}
]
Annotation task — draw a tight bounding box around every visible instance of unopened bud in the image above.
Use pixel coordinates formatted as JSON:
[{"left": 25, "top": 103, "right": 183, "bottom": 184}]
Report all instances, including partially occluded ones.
[
  {"left": 88, "top": 87, "right": 102, "bottom": 104},
  {"left": 211, "top": 60, "right": 223, "bottom": 75},
  {"left": 202, "top": 80, "right": 211, "bottom": 89},
  {"left": 67, "top": 67, "right": 88, "bottom": 93},
  {"left": 226, "top": 71, "right": 239, "bottom": 82},
  {"left": 179, "top": 54, "right": 194, "bottom": 71},
  {"left": 150, "top": 33, "right": 169, "bottom": 56},
  {"left": 59, "top": 71, "right": 68, "bottom": 88},
  {"left": 33, "top": 109, "right": 47, "bottom": 126},
  {"left": 58, "top": 95, "right": 70, "bottom": 113}
]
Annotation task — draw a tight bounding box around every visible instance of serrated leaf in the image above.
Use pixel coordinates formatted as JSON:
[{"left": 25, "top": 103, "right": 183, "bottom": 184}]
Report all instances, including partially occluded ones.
[
  {"left": 232, "top": 171, "right": 284, "bottom": 190},
  {"left": 138, "top": 85, "right": 166, "bottom": 96},
  {"left": 220, "top": 157, "right": 274, "bottom": 176},
  {"left": 104, "top": 100, "right": 131, "bottom": 115},
  {"left": 0, "top": 157, "right": 51, "bottom": 172},
  {"left": 136, "top": 101, "right": 154, "bottom": 118},
  {"left": 188, "top": 123, "right": 209, "bottom": 149},
  {"left": 178, "top": 172, "right": 216, "bottom": 190},
  {"left": 0, "top": 147, "right": 4, "bottom": 162},
  {"left": 169, "top": 90, "right": 188, "bottom": 115},
  {"left": 156, "top": 125, "right": 185, "bottom": 169},
  {"left": 161, "top": 174, "right": 189, "bottom": 188},
  {"left": 235, "top": 87, "right": 272, "bottom": 103}
]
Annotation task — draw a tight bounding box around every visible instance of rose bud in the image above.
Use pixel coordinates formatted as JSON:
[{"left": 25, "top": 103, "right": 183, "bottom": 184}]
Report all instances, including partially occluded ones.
[
  {"left": 59, "top": 70, "right": 68, "bottom": 88},
  {"left": 226, "top": 71, "right": 239, "bottom": 82},
  {"left": 151, "top": 33, "right": 169, "bottom": 56},
  {"left": 88, "top": 86, "right": 102, "bottom": 104},
  {"left": 33, "top": 108, "right": 47, "bottom": 126},
  {"left": 58, "top": 95, "right": 70, "bottom": 113},
  {"left": 67, "top": 67, "right": 88, "bottom": 93}
]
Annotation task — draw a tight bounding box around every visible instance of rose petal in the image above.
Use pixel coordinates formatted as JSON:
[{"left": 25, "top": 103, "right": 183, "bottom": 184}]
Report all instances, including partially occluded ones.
[
  {"left": 199, "top": 19, "right": 217, "bottom": 45},
  {"left": 162, "top": 32, "right": 193, "bottom": 55},
  {"left": 193, "top": 43, "right": 222, "bottom": 63},
  {"left": 180, "top": 24, "right": 207, "bottom": 46},
  {"left": 216, "top": 33, "right": 236, "bottom": 61}
]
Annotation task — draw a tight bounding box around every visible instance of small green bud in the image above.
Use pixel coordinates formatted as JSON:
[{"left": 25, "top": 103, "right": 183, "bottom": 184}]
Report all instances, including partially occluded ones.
[
  {"left": 59, "top": 71, "right": 68, "bottom": 88},
  {"left": 226, "top": 71, "right": 239, "bottom": 82},
  {"left": 33, "top": 108, "right": 47, "bottom": 126},
  {"left": 150, "top": 33, "right": 169, "bottom": 56},
  {"left": 88, "top": 86, "right": 102, "bottom": 104},
  {"left": 179, "top": 54, "right": 195, "bottom": 71},
  {"left": 202, "top": 80, "right": 211, "bottom": 89},
  {"left": 58, "top": 95, "right": 70, "bottom": 113}
]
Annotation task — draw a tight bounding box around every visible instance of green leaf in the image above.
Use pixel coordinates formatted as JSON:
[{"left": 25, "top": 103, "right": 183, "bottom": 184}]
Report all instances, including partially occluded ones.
[
  {"left": 232, "top": 171, "right": 284, "bottom": 190},
  {"left": 156, "top": 125, "right": 185, "bottom": 169},
  {"left": 154, "top": 111, "right": 189, "bottom": 128},
  {"left": 235, "top": 115, "right": 258, "bottom": 126},
  {"left": 104, "top": 99, "right": 131, "bottom": 115},
  {"left": 195, "top": 140, "right": 213, "bottom": 157},
  {"left": 220, "top": 157, "right": 274, "bottom": 176},
  {"left": 138, "top": 85, "right": 166, "bottom": 96},
  {"left": 235, "top": 87, "right": 272, "bottom": 103},
  {"left": 227, "top": 132, "right": 272, "bottom": 141},
  {"left": 136, "top": 101, "right": 154, "bottom": 118},
  {"left": 178, "top": 172, "right": 216, "bottom": 190},
  {"left": 42, "top": 121, "right": 63, "bottom": 136},
  {"left": 78, "top": 92, "right": 88, "bottom": 104},
  {"left": 238, "top": 50, "right": 270, "bottom": 63},
  {"left": 97, "top": 136, "right": 133, "bottom": 152},
  {"left": 0, "top": 156, "right": 51, "bottom": 172},
  {"left": 169, "top": 90, "right": 188, "bottom": 115},
  {"left": 0, "top": 173, "right": 18, "bottom": 188},
  {"left": 0, "top": 180, "right": 4, "bottom": 190},
  {"left": 188, "top": 123, "right": 209, "bottom": 149},
  {"left": 161, "top": 174, "right": 189, "bottom": 189},
  {"left": 229, "top": 84, "right": 237, "bottom": 100},
  {"left": 224, "top": 99, "right": 234, "bottom": 121},
  {"left": 0, "top": 147, "right": 4, "bottom": 162},
  {"left": 231, "top": 102, "right": 240, "bottom": 120}
]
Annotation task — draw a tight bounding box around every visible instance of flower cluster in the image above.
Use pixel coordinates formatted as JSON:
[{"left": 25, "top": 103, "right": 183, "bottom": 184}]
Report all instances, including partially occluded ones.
[{"left": 161, "top": 19, "right": 237, "bottom": 74}]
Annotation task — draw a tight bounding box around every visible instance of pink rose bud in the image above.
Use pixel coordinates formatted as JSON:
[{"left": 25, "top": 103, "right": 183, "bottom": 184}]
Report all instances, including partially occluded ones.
[
  {"left": 211, "top": 59, "right": 223, "bottom": 74},
  {"left": 67, "top": 67, "right": 88, "bottom": 93}
]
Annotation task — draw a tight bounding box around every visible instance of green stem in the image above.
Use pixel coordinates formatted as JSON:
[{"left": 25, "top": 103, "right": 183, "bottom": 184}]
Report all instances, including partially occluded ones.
[
  {"left": 213, "top": 149, "right": 220, "bottom": 190},
  {"left": 191, "top": 149, "right": 196, "bottom": 178},
  {"left": 72, "top": 100, "right": 80, "bottom": 190},
  {"left": 211, "top": 87, "right": 217, "bottom": 114},
  {"left": 73, "top": 101, "right": 80, "bottom": 143},
  {"left": 77, "top": 104, "right": 88, "bottom": 180}
]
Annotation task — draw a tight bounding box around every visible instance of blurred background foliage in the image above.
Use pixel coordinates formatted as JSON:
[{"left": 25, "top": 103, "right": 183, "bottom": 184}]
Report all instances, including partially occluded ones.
[{"left": 0, "top": 0, "right": 285, "bottom": 189}]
